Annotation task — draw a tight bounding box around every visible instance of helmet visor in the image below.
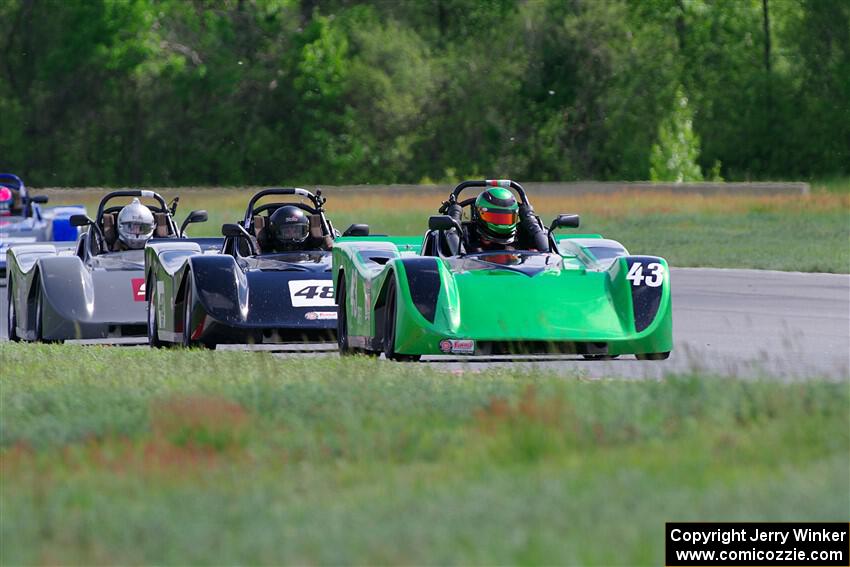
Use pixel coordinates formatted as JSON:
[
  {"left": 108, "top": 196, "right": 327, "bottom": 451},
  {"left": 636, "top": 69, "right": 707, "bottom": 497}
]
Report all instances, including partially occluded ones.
[
  {"left": 278, "top": 223, "right": 309, "bottom": 242},
  {"left": 479, "top": 209, "right": 517, "bottom": 227},
  {"left": 120, "top": 221, "right": 155, "bottom": 236}
]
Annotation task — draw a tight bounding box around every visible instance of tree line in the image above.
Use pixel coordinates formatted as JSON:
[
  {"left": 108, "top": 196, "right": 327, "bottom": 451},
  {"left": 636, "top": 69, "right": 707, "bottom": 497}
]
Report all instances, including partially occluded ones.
[{"left": 1, "top": 0, "right": 847, "bottom": 186}]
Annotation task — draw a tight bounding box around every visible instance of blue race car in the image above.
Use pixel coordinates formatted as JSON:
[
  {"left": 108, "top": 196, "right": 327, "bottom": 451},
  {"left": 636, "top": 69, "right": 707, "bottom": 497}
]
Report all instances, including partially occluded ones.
[{"left": 0, "top": 174, "right": 87, "bottom": 281}]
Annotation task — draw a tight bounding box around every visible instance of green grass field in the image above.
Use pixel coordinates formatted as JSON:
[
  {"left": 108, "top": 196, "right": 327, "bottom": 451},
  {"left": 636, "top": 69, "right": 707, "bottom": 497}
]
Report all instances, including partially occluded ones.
[
  {"left": 1, "top": 344, "right": 847, "bottom": 564},
  {"left": 43, "top": 186, "right": 850, "bottom": 273}
]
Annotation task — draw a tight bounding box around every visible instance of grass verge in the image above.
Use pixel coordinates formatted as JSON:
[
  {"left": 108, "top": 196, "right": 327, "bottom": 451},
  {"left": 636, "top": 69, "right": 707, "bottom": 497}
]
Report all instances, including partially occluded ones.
[{"left": 1, "top": 344, "right": 848, "bottom": 564}]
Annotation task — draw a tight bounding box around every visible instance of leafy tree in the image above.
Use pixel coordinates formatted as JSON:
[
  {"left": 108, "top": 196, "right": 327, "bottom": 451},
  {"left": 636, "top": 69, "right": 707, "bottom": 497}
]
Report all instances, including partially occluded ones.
[
  {"left": 649, "top": 86, "right": 704, "bottom": 182},
  {"left": 0, "top": 0, "right": 846, "bottom": 185}
]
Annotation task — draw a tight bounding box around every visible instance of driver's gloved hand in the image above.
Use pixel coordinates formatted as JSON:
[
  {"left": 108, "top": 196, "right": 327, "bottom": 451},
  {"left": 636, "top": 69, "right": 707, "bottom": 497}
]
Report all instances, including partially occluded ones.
[
  {"left": 444, "top": 202, "right": 465, "bottom": 255},
  {"left": 519, "top": 204, "right": 549, "bottom": 252}
]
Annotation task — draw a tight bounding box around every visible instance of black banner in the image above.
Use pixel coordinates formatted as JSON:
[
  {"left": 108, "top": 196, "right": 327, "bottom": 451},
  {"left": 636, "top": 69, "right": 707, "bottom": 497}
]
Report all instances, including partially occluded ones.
[{"left": 666, "top": 523, "right": 849, "bottom": 566}]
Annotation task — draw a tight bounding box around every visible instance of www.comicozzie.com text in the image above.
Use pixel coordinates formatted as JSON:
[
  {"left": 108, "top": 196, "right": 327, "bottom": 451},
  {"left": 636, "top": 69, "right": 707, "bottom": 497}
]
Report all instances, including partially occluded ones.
[{"left": 670, "top": 527, "right": 848, "bottom": 546}]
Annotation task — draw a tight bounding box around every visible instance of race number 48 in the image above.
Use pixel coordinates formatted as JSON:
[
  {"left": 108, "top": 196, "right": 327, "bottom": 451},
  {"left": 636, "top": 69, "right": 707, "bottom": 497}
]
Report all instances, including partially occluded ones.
[
  {"left": 294, "top": 285, "right": 333, "bottom": 300},
  {"left": 288, "top": 280, "right": 335, "bottom": 307},
  {"left": 626, "top": 262, "right": 664, "bottom": 287}
]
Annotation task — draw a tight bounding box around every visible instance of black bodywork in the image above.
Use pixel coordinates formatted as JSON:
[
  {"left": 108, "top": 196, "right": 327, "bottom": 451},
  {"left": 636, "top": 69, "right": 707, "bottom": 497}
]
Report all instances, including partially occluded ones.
[{"left": 145, "top": 188, "right": 343, "bottom": 348}]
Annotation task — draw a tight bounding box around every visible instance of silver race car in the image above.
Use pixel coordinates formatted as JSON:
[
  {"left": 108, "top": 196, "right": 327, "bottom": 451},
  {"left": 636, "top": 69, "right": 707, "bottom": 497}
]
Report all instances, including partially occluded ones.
[{"left": 6, "top": 189, "right": 207, "bottom": 342}]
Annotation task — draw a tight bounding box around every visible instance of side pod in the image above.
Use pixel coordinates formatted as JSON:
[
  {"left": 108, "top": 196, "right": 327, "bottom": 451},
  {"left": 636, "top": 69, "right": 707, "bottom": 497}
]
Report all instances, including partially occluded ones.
[{"left": 608, "top": 255, "right": 673, "bottom": 355}]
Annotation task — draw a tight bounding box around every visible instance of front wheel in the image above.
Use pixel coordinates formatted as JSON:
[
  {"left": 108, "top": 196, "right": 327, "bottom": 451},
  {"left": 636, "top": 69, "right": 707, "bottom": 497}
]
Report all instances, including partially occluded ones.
[
  {"left": 182, "top": 281, "right": 213, "bottom": 350},
  {"left": 33, "top": 288, "right": 60, "bottom": 343},
  {"left": 148, "top": 283, "right": 168, "bottom": 348},
  {"left": 382, "top": 281, "right": 421, "bottom": 362},
  {"left": 636, "top": 352, "right": 670, "bottom": 361},
  {"left": 336, "top": 274, "right": 354, "bottom": 355},
  {"left": 7, "top": 283, "right": 20, "bottom": 342}
]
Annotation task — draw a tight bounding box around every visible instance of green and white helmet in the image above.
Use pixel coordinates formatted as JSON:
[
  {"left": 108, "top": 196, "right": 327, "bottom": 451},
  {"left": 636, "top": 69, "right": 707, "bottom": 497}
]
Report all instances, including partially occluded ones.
[{"left": 474, "top": 187, "right": 519, "bottom": 244}]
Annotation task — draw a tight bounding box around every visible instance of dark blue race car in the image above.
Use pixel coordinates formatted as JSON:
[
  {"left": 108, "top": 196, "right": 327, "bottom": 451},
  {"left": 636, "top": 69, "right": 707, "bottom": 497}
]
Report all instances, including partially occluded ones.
[{"left": 144, "top": 187, "right": 367, "bottom": 348}]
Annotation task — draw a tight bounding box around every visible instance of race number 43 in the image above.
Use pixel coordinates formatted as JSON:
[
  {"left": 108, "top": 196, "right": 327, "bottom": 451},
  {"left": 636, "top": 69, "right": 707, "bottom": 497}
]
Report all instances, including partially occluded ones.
[
  {"left": 288, "top": 280, "right": 335, "bottom": 307},
  {"left": 626, "top": 262, "right": 664, "bottom": 287}
]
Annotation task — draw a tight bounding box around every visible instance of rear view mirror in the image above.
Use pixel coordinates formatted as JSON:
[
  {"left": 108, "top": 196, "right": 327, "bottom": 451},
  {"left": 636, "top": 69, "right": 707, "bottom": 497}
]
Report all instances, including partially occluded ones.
[
  {"left": 222, "top": 223, "right": 258, "bottom": 256},
  {"left": 550, "top": 214, "right": 580, "bottom": 231},
  {"left": 70, "top": 214, "right": 93, "bottom": 227},
  {"left": 221, "top": 223, "right": 248, "bottom": 238},
  {"left": 181, "top": 209, "right": 208, "bottom": 236},
  {"left": 342, "top": 223, "right": 370, "bottom": 237},
  {"left": 429, "top": 215, "right": 462, "bottom": 232},
  {"left": 30, "top": 195, "right": 49, "bottom": 204},
  {"left": 187, "top": 209, "right": 208, "bottom": 224}
]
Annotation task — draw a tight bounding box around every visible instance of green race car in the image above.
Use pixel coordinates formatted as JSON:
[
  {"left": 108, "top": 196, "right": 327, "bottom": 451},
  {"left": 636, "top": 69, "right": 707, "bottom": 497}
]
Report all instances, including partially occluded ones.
[{"left": 332, "top": 179, "right": 672, "bottom": 361}]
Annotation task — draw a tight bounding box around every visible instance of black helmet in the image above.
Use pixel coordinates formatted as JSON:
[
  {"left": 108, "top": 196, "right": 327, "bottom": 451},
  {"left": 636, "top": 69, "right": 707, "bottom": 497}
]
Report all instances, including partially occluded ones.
[{"left": 269, "top": 205, "right": 310, "bottom": 250}]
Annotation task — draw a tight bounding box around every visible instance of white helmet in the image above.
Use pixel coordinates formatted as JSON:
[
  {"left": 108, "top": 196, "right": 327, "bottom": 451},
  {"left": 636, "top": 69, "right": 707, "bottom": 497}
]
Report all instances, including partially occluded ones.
[{"left": 117, "top": 198, "right": 155, "bottom": 249}]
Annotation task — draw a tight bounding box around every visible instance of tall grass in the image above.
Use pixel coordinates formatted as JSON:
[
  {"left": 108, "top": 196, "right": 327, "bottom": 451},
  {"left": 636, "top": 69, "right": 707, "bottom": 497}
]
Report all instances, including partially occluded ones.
[{"left": 1, "top": 344, "right": 847, "bottom": 564}]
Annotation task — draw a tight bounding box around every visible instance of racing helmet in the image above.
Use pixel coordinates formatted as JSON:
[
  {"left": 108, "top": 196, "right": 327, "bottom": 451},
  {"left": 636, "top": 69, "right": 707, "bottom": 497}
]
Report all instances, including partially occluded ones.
[
  {"left": 117, "top": 198, "right": 155, "bottom": 249},
  {"left": 269, "top": 205, "right": 310, "bottom": 250},
  {"left": 474, "top": 187, "right": 519, "bottom": 245},
  {"left": 0, "top": 186, "right": 12, "bottom": 216}
]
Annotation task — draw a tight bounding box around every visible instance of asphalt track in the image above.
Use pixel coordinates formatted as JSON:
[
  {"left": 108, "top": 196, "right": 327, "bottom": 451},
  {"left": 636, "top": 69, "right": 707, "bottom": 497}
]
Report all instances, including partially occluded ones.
[{"left": 2, "top": 268, "right": 848, "bottom": 379}]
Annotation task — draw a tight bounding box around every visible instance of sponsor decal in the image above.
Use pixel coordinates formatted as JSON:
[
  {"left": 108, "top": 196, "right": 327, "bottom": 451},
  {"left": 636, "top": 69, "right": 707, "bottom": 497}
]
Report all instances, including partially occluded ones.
[
  {"left": 439, "top": 338, "right": 475, "bottom": 354},
  {"left": 131, "top": 278, "right": 146, "bottom": 302},
  {"left": 288, "top": 280, "right": 335, "bottom": 307},
  {"left": 305, "top": 311, "right": 337, "bottom": 321}
]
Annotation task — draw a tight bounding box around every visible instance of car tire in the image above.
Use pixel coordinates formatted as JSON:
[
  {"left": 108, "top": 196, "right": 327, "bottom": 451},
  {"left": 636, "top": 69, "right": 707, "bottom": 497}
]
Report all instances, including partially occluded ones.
[
  {"left": 636, "top": 352, "right": 670, "bottom": 360},
  {"left": 7, "top": 283, "right": 20, "bottom": 342},
  {"left": 34, "top": 287, "right": 60, "bottom": 343},
  {"left": 181, "top": 282, "right": 195, "bottom": 348},
  {"left": 182, "top": 281, "right": 213, "bottom": 350},
  {"left": 383, "top": 280, "right": 421, "bottom": 362},
  {"left": 148, "top": 282, "right": 167, "bottom": 348},
  {"left": 337, "top": 274, "right": 354, "bottom": 356}
]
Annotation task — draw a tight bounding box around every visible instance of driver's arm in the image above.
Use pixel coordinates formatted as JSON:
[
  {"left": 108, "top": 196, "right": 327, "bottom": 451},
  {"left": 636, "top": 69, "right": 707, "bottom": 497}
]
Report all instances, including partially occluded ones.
[
  {"left": 443, "top": 201, "right": 465, "bottom": 255},
  {"left": 518, "top": 204, "right": 548, "bottom": 252}
]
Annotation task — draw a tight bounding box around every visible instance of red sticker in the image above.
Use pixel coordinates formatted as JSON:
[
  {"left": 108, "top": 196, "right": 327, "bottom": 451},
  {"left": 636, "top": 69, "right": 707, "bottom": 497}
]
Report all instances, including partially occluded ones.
[{"left": 131, "top": 278, "right": 146, "bottom": 302}]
